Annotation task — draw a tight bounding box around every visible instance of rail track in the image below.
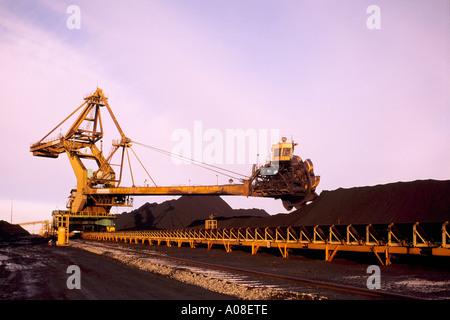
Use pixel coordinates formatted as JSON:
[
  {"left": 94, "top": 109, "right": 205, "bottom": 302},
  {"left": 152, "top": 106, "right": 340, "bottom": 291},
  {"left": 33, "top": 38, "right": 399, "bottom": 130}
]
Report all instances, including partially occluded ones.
[{"left": 72, "top": 239, "right": 426, "bottom": 300}]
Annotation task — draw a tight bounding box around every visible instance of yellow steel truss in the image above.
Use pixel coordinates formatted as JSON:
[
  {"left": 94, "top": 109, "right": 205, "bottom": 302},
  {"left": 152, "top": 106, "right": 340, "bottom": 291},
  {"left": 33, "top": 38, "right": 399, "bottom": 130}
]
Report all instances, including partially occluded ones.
[{"left": 82, "top": 221, "right": 450, "bottom": 265}]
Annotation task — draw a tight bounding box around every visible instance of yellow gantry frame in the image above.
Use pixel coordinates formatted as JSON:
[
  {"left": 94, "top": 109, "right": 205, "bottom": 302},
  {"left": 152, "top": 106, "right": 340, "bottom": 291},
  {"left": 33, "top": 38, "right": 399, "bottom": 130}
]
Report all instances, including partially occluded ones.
[
  {"left": 30, "top": 88, "right": 255, "bottom": 220},
  {"left": 83, "top": 221, "right": 450, "bottom": 266}
]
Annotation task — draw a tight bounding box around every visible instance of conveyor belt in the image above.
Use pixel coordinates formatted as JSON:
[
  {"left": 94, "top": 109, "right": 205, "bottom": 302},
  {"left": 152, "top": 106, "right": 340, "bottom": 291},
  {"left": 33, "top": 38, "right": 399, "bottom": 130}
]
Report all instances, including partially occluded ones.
[{"left": 82, "top": 221, "right": 450, "bottom": 265}]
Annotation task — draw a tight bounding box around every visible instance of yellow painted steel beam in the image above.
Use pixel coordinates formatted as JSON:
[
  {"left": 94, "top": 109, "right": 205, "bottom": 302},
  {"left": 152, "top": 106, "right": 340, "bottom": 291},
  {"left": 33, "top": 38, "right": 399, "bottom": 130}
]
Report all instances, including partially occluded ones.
[
  {"left": 81, "top": 222, "right": 450, "bottom": 263},
  {"left": 432, "top": 248, "right": 450, "bottom": 256},
  {"left": 86, "top": 182, "right": 251, "bottom": 197},
  {"left": 18, "top": 220, "right": 46, "bottom": 226}
]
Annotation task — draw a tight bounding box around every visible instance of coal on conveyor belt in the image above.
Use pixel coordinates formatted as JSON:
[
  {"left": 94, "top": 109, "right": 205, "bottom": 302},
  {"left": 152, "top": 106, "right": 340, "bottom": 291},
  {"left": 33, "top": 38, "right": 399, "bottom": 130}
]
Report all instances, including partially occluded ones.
[
  {"left": 114, "top": 195, "right": 269, "bottom": 230},
  {"left": 115, "top": 180, "right": 450, "bottom": 230},
  {"left": 216, "top": 179, "right": 450, "bottom": 228}
]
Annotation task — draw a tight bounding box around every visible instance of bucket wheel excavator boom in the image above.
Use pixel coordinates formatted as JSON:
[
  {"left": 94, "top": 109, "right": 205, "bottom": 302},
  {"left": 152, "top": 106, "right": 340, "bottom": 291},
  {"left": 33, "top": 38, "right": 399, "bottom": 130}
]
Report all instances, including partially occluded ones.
[{"left": 30, "top": 88, "right": 320, "bottom": 231}]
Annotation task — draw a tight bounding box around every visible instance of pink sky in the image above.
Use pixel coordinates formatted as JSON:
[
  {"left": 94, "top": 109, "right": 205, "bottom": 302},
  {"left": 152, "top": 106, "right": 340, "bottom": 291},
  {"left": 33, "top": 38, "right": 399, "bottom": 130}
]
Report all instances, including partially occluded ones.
[{"left": 0, "top": 0, "right": 448, "bottom": 222}]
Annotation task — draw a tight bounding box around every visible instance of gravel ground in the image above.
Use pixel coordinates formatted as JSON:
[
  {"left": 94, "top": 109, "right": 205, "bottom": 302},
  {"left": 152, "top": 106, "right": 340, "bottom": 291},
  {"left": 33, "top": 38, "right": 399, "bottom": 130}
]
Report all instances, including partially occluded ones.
[
  {"left": 76, "top": 239, "right": 450, "bottom": 300},
  {"left": 1, "top": 236, "right": 449, "bottom": 301},
  {"left": 71, "top": 240, "right": 325, "bottom": 300},
  {"left": 0, "top": 237, "right": 233, "bottom": 300}
]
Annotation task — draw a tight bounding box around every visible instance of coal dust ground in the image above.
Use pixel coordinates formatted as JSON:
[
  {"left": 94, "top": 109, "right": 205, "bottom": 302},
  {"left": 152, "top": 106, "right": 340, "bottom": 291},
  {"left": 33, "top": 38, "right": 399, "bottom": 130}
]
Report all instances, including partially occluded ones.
[
  {"left": 1, "top": 236, "right": 450, "bottom": 300},
  {"left": 0, "top": 237, "right": 233, "bottom": 300},
  {"left": 1, "top": 180, "right": 449, "bottom": 301}
]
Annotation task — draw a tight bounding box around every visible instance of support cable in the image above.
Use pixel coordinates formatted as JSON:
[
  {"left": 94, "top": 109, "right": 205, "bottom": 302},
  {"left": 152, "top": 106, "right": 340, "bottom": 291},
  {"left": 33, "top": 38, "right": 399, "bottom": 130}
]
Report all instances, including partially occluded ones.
[
  {"left": 125, "top": 146, "right": 135, "bottom": 187},
  {"left": 131, "top": 140, "right": 249, "bottom": 182},
  {"left": 38, "top": 101, "right": 87, "bottom": 142},
  {"left": 129, "top": 146, "right": 158, "bottom": 187}
]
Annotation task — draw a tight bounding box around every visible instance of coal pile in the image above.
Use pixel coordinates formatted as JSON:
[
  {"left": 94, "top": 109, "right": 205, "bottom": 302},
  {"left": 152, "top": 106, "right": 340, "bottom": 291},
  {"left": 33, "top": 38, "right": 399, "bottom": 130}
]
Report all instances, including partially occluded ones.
[
  {"left": 115, "top": 180, "right": 450, "bottom": 230},
  {"left": 0, "top": 220, "right": 30, "bottom": 240},
  {"left": 216, "top": 179, "right": 450, "bottom": 228},
  {"left": 114, "top": 195, "right": 269, "bottom": 230},
  {"left": 289, "top": 179, "right": 450, "bottom": 226}
]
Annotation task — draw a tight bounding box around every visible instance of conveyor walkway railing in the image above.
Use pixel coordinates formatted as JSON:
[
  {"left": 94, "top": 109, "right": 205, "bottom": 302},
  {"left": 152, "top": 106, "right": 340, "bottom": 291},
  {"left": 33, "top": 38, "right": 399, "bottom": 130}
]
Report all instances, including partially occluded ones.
[{"left": 82, "top": 221, "right": 450, "bottom": 265}]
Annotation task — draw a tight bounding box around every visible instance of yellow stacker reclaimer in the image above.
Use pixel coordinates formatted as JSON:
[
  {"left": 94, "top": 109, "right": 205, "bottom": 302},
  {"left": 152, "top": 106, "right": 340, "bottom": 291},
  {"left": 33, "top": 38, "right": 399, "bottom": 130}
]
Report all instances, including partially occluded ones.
[{"left": 30, "top": 88, "right": 320, "bottom": 237}]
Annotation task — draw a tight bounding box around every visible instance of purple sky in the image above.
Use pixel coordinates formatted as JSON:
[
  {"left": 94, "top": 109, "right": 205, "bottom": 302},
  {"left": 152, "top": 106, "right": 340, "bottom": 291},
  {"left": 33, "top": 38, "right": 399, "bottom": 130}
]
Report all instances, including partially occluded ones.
[{"left": 0, "top": 0, "right": 448, "bottom": 224}]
